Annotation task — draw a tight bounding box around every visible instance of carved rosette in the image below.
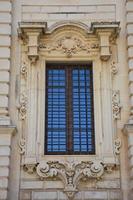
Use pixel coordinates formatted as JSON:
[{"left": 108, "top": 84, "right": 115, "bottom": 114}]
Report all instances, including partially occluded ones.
[
  {"left": 36, "top": 160, "right": 106, "bottom": 199},
  {"left": 21, "top": 62, "right": 27, "bottom": 79},
  {"left": 112, "top": 90, "right": 121, "bottom": 120}
]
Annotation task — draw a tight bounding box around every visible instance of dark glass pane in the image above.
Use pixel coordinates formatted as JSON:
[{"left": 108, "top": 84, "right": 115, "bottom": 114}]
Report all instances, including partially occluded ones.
[
  {"left": 46, "top": 64, "right": 95, "bottom": 155},
  {"left": 72, "top": 68, "right": 94, "bottom": 153},
  {"left": 46, "top": 68, "right": 67, "bottom": 153}
]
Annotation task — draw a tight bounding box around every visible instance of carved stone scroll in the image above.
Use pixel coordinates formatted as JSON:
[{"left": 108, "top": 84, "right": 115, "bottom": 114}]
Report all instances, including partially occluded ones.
[
  {"left": 111, "top": 61, "right": 118, "bottom": 75},
  {"left": 114, "top": 138, "right": 121, "bottom": 155},
  {"left": 112, "top": 90, "right": 121, "bottom": 120},
  {"left": 35, "top": 160, "right": 112, "bottom": 200},
  {"left": 19, "top": 138, "right": 26, "bottom": 154},
  {"left": 18, "top": 93, "right": 27, "bottom": 120}
]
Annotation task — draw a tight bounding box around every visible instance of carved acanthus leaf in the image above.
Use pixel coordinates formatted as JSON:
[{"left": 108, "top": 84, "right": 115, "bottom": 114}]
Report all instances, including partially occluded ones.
[
  {"left": 36, "top": 160, "right": 106, "bottom": 200},
  {"left": 39, "top": 36, "right": 99, "bottom": 57},
  {"left": 23, "top": 164, "right": 36, "bottom": 174},
  {"left": 112, "top": 90, "right": 121, "bottom": 120}
]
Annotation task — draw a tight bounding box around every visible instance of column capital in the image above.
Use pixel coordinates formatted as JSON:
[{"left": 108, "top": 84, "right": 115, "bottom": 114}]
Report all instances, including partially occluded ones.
[
  {"left": 91, "top": 22, "right": 120, "bottom": 61},
  {"left": 18, "top": 22, "right": 47, "bottom": 65}
]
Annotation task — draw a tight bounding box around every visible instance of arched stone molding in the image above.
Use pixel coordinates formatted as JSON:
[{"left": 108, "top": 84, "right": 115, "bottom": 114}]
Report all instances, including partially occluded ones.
[{"left": 45, "top": 21, "right": 90, "bottom": 34}]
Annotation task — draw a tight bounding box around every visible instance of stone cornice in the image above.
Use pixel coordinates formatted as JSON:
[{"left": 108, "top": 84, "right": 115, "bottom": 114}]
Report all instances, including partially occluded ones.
[
  {"left": 18, "top": 21, "right": 120, "bottom": 63},
  {"left": 0, "top": 125, "right": 17, "bottom": 135}
]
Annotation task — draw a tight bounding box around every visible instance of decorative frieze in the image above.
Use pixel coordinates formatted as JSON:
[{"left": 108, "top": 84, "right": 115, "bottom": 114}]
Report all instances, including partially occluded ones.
[
  {"left": 39, "top": 35, "right": 99, "bottom": 58},
  {"left": 112, "top": 90, "right": 121, "bottom": 120}
]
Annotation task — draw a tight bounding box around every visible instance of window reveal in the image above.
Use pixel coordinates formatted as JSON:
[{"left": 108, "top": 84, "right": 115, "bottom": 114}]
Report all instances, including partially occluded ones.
[{"left": 45, "top": 64, "right": 95, "bottom": 154}]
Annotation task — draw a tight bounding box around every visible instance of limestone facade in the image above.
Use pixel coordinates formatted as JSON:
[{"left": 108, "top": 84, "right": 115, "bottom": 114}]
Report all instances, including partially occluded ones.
[{"left": 0, "top": 0, "right": 132, "bottom": 200}]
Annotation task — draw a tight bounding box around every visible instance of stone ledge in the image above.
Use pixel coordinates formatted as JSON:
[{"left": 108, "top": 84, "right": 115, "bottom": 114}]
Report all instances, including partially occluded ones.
[{"left": 0, "top": 125, "right": 16, "bottom": 135}]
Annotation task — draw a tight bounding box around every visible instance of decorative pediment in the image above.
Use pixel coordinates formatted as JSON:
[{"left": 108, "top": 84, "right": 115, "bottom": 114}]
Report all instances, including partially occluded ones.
[{"left": 18, "top": 21, "right": 120, "bottom": 63}]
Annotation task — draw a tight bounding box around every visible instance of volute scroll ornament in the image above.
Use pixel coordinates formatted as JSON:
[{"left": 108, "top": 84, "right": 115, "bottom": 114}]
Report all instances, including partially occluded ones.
[
  {"left": 111, "top": 61, "right": 118, "bottom": 75},
  {"left": 114, "top": 138, "right": 122, "bottom": 155},
  {"left": 18, "top": 93, "right": 27, "bottom": 120},
  {"left": 112, "top": 90, "right": 121, "bottom": 120},
  {"left": 36, "top": 160, "right": 106, "bottom": 200},
  {"left": 19, "top": 137, "right": 26, "bottom": 154}
]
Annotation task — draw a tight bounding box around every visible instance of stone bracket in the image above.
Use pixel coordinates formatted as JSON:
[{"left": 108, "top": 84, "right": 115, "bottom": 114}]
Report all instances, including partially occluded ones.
[
  {"left": 91, "top": 22, "right": 120, "bottom": 61},
  {"left": 24, "top": 160, "right": 117, "bottom": 200},
  {"left": 18, "top": 22, "right": 47, "bottom": 64}
]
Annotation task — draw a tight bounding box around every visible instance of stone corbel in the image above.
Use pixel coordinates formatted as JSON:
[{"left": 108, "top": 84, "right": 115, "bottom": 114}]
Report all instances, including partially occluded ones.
[
  {"left": 91, "top": 22, "right": 120, "bottom": 61},
  {"left": 18, "top": 22, "right": 47, "bottom": 65}
]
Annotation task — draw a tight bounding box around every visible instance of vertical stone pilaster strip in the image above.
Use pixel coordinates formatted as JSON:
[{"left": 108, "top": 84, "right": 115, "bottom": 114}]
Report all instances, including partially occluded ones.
[
  {"left": 126, "top": 0, "right": 133, "bottom": 122},
  {"left": 124, "top": 0, "right": 133, "bottom": 199}
]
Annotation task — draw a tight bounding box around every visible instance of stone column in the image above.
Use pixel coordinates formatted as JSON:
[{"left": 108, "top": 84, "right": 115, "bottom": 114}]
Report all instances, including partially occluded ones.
[
  {"left": 123, "top": 1, "right": 133, "bottom": 199},
  {"left": 0, "top": 1, "right": 16, "bottom": 199}
]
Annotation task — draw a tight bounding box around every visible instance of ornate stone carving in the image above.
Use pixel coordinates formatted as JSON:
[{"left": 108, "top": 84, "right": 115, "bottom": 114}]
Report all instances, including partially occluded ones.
[
  {"left": 111, "top": 61, "right": 118, "bottom": 75},
  {"left": 39, "top": 35, "right": 99, "bottom": 57},
  {"left": 18, "top": 93, "right": 27, "bottom": 120},
  {"left": 36, "top": 160, "right": 106, "bottom": 199},
  {"left": 21, "top": 62, "right": 27, "bottom": 79},
  {"left": 19, "top": 138, "right": 26, "bottom": 154},
  {"left": 91, "top": 22, "right": 120, "bottom": 61},
  {"left": 112, "top": 90, "right": 121, "bottom": 120},
  {"left": 18, "top": 22, "right": 46, "bottom": 65},
  {"left": 23, "top": 164, "right": 36, "bottom": 174},
  {"left": 114, "top": 138, "right": 121, "bottom": 155}
]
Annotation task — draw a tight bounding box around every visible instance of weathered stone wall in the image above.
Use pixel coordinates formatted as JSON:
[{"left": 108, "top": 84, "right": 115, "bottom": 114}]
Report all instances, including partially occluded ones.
[{"left": 0, "top": 1, "right": 17, "bottom": 200}]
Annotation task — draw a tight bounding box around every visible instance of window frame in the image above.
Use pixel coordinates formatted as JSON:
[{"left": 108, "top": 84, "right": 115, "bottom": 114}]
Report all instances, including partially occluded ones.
[{"left": 45, "top": 62, "right": 95, "bottom": 155}]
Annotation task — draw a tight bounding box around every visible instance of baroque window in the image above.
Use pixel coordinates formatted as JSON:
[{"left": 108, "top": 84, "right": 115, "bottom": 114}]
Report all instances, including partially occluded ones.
[{"left": 45, "top": 63, "right": 95, "bottom": 155}]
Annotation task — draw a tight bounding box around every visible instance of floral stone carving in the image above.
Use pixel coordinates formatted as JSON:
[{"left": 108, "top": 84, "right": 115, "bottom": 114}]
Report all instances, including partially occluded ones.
[
  {"left": 114, "top": 138, "right": 122, "bottom": 155},
  {"left": 19, "top": 137, "right": 26, "bottom": 154},
  {"left": 18, "top": 93, "right": 27, "bottom": 120},
  {"left": 36, "top": 160, "right": 105, "bottom": 199},
  {"left": 111, "top": 61, "right": 118, "bottom": 75},
  {"left": 112, "top": 90, "right": 121, "bottom": 120},
  {"left": 39, "top": 35, "right": 99, "bottom": 57}
]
